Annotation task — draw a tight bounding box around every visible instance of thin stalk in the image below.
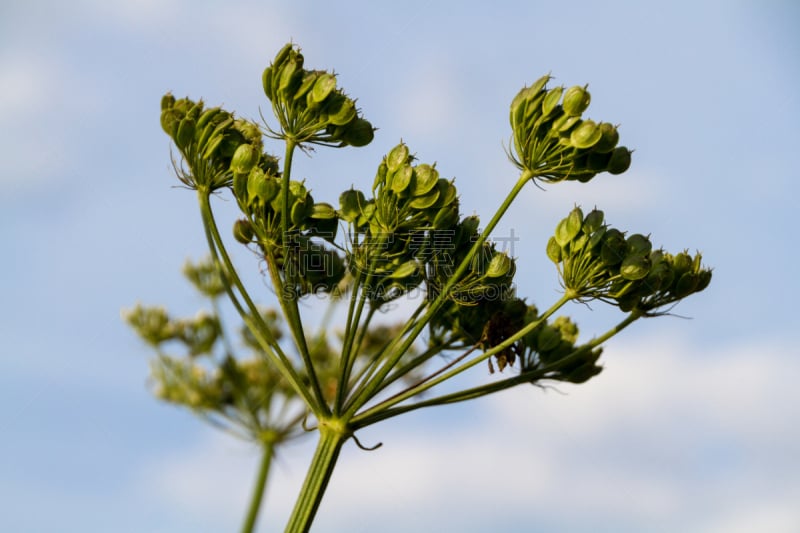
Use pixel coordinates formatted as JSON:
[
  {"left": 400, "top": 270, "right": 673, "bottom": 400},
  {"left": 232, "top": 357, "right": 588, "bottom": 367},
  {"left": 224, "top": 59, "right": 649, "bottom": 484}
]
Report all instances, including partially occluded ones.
[
  {"left": 241, "top": 442, "right": 274, "bottom": 533},
  {"left": 343, "top": 170, "right": 533, "bottom": 419},
  {"left": 284, "top": 425, "right": 348, "bottom": 533},
  {"left": 198, "top": 191, "right": 315, "bottom": 409},
  {"left": 353, "top": 310, "right": 641, "bottom": 428},
  {"left": 353, "top": 292, "right": 572, "bottom": 423},
  {"left": 274, "top": 140, "right": 328, "bottom": 414}
]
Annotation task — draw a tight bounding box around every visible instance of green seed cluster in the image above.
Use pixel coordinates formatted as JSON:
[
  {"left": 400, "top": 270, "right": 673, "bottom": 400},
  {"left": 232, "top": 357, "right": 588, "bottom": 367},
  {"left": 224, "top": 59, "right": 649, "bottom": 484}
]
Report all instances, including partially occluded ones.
[
  {"left": 339, "top": 142, "right": 461, "bottom": 304},
  {"left": 231, "top": 160, "right": 346, "bottom": 296},
  {"left": 521, "top": 312, "right": 603, "bottom": 384},
  {"left": 547, "top": 207, "right": 712, "bottom": 311},
  {"left": 160, "top": 94, "right": 266, "bottom": 191},
  {"left": 262, "top": 43, "right": 374, "bottom": 147},
  {"left": 509, "top": 75, "right": 632, "bottom": 182}
]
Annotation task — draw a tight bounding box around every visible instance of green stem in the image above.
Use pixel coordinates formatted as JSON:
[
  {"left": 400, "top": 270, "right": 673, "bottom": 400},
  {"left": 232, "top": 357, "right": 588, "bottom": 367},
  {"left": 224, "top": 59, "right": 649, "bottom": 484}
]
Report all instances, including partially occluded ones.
[
  {"left": 274, "top": 140, "right": 328, "bottom": 414},
  {"left": 354, "top": 310, "right": 641, "bottom": 428},
  {"left": 241, "top": 442, "right": 274, "bottom": 533},
  {"left": 284, "top": 425, "right": 348, "bottom": 533},
  {"left": 198, "top": 191, "right": 315, "bottom": 411},
  {"left": 343, "top": 170, "right": 534, "bottom": 418},
  {"left": 353, "top": 292, "right": 571, "bottom": 423}
]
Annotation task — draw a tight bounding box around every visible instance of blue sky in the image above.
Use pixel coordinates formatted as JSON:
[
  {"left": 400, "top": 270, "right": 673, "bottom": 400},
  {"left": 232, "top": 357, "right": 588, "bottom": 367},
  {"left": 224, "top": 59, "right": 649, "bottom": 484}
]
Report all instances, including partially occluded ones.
[{"left": 1, "top": 1, "right": 798, "bottom": 531}]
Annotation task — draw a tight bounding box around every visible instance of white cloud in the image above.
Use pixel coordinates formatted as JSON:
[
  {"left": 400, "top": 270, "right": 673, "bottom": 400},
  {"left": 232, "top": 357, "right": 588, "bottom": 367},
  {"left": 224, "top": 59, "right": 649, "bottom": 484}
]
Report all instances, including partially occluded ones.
[{"left": 136, "top": 333, "right": 800, "bottom": 531}]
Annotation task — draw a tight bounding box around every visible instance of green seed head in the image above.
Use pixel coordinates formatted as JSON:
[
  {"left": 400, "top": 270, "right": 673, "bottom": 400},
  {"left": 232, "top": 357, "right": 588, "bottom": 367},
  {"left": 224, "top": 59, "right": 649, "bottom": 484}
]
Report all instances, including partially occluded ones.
[{"left": 233, "top": 218, "right": 255, "bottom": 244}]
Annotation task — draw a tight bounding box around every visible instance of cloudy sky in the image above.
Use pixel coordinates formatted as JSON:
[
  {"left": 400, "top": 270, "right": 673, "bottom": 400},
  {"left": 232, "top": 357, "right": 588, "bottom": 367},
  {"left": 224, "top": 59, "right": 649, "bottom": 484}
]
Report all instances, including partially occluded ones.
[{"left": 1, "top": 0, "right": 798, "bottom": 531}]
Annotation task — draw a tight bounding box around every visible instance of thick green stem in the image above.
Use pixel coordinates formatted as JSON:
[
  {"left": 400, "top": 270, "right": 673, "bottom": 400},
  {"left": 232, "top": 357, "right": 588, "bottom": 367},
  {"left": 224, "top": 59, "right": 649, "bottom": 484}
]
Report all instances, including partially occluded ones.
[
  {"left": 284, "top": 425, "right": 348, "bottom": 533},
  {"left": 343, "top": 170, "right": 534, "bottom": 418},
  {"left": 241, "top": 442, "right": 274, "bottom": 533}
]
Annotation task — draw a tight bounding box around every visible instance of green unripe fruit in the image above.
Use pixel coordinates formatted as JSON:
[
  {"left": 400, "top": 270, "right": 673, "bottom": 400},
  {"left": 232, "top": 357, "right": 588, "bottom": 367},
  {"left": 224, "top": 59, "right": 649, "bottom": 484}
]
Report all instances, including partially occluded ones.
[
  {"left": 161, "top": 93, "right": 175, "bottom": 111},
  {"left": 562, "top": 85, "right": 591, "bottom": 116},
  {"left": 233, "top": 219, "right": 254, "bottom": 244},
  {"left": 262, "top": 65, "right": 274, "bottom": 100},
  {"left": 412, "top": 164, "right": 439, "bottom": 196},
  {"left": 310, "top": 73, "right": 337, "bottom": 104},
  {"left": 408, "top": 187, "right": 440, "bottom": 209},
  {"left": 601, "top": 229, "right": 626, "bottom": 266},
  {"left": 339, "top": 189, "right": 366, "bottom": 223},
  {"left": 593, "top": 122, "right": 619, "bottom": 153},
  {"left": 160, "top": 109, "right": 181, "bottom": 137},
  {"left": 230, "top": 144, "right": 260, "bottom": 175},
  {"left": 310, "top": 202, "right": 337, "bottom": 220},
  {"left": 555, "top": 207, "right": 583, "bottom": 247},
  {"left": 570, "top": 120, "right": 602, "bottom": 149},
  {"left": 485, "top": 252, "right": 513, "bottom": 278},
  {"left": 583, "top": 209, "right": 604, "bottom": 234},
  {"left": 433, "top": 204, "right": 459, "bottom": 230},
  {"left": 341, "top": 118, "right": 374, "bottom": 147},
  {"left": 176, "top": 117, "right": 196, "bottom": 148},
  {"left": 674, "top": 272, "right": 699, "bottom": 297},
  {"left": 607, "top": 147, "right": 632, "bottom": 174},
  {"left": 541, "top": 86, "right": 563, "bottom": 117},
  {"left": 696, "top": 269, "right": 712, "bottom": 292},
  {"left": 620, "top": 254, "right": 651, "bottom": 280},
  {"left": 390, "top": 164, "right": 413, "bottom": 194},
  {"left": 386, "top": 144, "right": 410, "bottom": 173},
  {"left": 586, "top": 150, "right": 613, "bottom": 172},
  {"left": 626, "top": 234, "right": 652, "bottom": 256},
  {"left": 672, "top": 252, "right": 693, "bottom": 277},
  {"left": 327, "top": 96, "right": 356, "bottom": 126},
  {"left": 546, "top": 236, "right": 562, "bottom": 263}
]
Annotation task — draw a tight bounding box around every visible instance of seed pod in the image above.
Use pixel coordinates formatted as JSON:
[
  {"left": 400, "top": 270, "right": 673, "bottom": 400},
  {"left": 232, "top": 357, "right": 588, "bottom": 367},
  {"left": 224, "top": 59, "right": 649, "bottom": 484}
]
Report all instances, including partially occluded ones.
[
  {"left": 339, "top": 189, "right": 366, "bottom": 223},
  {"left": 161, "top": 93, "right": 176, "bottom": 111},
  {"left": 341, "top": 118, "right": 374, "bottom": 147},
  {"left": 562, "top": 85, "right": 591, "bottom": 117},
  {"left": 555, "top": 207, "right": 583, "bottom": 247},
  {"left": 583, "top": 209, "right": 604, "bottom": 234},
  {"left": 294, "top": 70, "right": 319, "bottom": 102},
  {"left": 327, "top": 96, "right": 356, "bottom": 126},
  {"left": 672, "top": 252, "right": 693, "bottom": 277},
  {"left": 546, "top": 236, "right": 562, "bottom": 263},
  {"left": 272, "top": 43, "right": 294, "bottom": 70},
  {"left": 620, "top": 254, "right": 651, "bottom": 280},
  {"left": 233, "top": 219, "right": 254, "bottom": 244},
  {"left": 434, "top": 179, "right": 457, "bottom": 207},
  {"left": 600, "top": 229, "right": 626, "bottom": 266},
  {"left": 696, "top": 269, "right": 712, "bottom": 292},
  {"left": 310, "top": 73, "right": 336, "bottom": 104},
  {"left": 607, "top": 147, "right": 632, "bottom": 175},
  {"left": 570, "top": 120, "right": 602, "bottom": 149},
  {"left": 160, "top": 109, "right": 181, "bottom": 137},
  {"left": 408, "top": 187, "right": 440, "bottom": 209},
  {"left": 626, "top": 234, "right": 652, "bottom": 256},
  {"left": 386, "top": 144, "right": 410, "bottom": 173},
  {"left": 586, "top": 150, "right": 612, "bottom": 172},
  {"left": 262, "top": 65, "right": 274, "bottom": 101},
  {"left": 230, "top": 143, "right": 260, "bottom": 175},
  {"left": 486, "top": 253, "right": 513, "bottom": 278},
  {"left": 433, "top": 204, "right": 459, "bottom": 230},
  {"left": 412, "top": 164, "right": 439, "bottom": 196},
  {"left": 593, "top": 122, "right": 619, "bottom": 153},
  {"left": 541, "top": 86, "right": 563, "bottom": 117},
  {"left": 310, "top": 202, "right": 337, "bottom": 220},
  {"left": 674, "top": 272, "right": 699, "bottom": 297},
  {"left": 391, "top": 164, "right": 414, "bottom": 194},
  {"left": 175, "top": 118, "right": 196, "bottom": 148}
]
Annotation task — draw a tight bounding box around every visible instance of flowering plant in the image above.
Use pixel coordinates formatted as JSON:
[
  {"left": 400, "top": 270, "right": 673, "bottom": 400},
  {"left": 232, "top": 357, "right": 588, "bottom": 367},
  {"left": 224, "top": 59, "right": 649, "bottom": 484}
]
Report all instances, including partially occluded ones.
[{"left": 126, "top": 43, "right": 711, "bottom": 532}]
